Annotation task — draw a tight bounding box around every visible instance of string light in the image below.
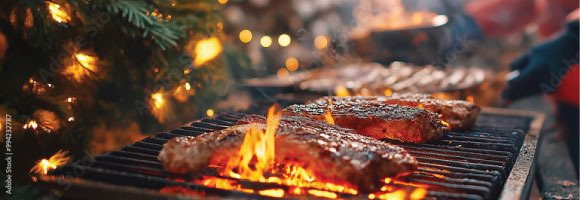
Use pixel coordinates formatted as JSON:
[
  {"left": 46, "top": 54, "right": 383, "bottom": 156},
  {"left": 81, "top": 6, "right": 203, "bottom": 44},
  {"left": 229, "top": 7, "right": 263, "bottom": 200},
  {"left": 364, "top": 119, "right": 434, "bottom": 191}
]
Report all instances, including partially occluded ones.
[
  {"left": 185, "top": 82, "right": 191, "bottom": 91},
  {"left": 152, "top": 93, "right": 164, "bottom": 109},
  {"left": 239, "top": 30, "right": 252, "bottom": 43},
  {"left": 65, "top": 53, "right": 98, "bottom": 82},
  {"left": 67, "top": 117, "right": 75, "bottom": 122},
  {"left": 278, "top": 34, "right": 291, "bottom": 47},
  {"left": 260, "top": 36, "right": 272, "bottom": 47},
  {"left": 285, "top": 57, "right": 299, "bottom": 71},
  {"left": 206, "top": 109, "right": 215, "bottom": 117},
  {"left": 218, "top": 0, "right": 228, "bottom": 4},
  {"left": 193, "top": 37, "right": 223, "bottom": 67},
  {"left": 314, "top": 35, "right": 329, "bottom": 49},
  {"left": 46, "top": 2, "right": 70, "bottom": 23}
]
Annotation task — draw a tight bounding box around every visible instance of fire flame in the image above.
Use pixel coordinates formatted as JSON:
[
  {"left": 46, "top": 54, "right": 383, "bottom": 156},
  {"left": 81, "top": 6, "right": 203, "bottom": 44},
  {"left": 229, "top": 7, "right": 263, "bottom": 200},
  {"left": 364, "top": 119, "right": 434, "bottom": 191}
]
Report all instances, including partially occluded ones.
[
  {"left": 30, "top": 150, "right": 70, "bottom": 179},
  {"left": 46, "top": 2, "right": 70, "bottom": 23},
  {"left": 193, "top": 37, "right": 222, "bottom": 67},
  {"left": 324, "top": 110, "right": 335, "bottom": 125},
  {"left": 23, "top": 120, "right": 38, "bottom": 130},
  {"left": 441, "top": 120, "right": 450, "bottom": 129},
  {"left": 466, "top": 95, "right": 474, "bottom": 103}
]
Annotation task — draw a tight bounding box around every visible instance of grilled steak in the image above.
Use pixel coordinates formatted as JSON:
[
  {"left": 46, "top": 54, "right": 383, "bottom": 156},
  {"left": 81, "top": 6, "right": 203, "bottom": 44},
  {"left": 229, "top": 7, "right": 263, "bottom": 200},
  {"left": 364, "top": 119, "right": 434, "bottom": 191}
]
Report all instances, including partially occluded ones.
[
  {"left": 158, "top": 115, "right": 417, "bottom": 193},
  {"left": 284, "top": 102, "right": 445, "bottom": 143},
  {"left": 311, "top": 93, "right": 480, "bottom": 130}
]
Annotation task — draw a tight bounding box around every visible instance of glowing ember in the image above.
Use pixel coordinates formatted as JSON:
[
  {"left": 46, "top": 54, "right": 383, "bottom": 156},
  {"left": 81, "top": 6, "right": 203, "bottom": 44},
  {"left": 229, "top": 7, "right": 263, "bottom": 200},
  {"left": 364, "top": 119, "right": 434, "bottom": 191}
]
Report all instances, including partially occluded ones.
[
  {"left": 308, "top": 189, "right": 337, "bottom": 199},
  {"left": 334, "top": 85, "right": 350, "bottom": 97},
  {"left": 466, "top": 95, "right": 474, "bottom": 103},
  {"left": 324, "top": 110, "right": 335, "bottom": 125},
  {"left": 410, "top": 188, "right": 428, "bottom": 199},
  {"left": 30, "top": 150, "right": 70, "bottom": 177},
  {"left": 46, "top": 2, "right": 70, "bottom": 23},
  {"left": 23, "top": 120, "right": 38, "bottom": 130},
  {"left": 193, "top": 37, "right": 222, "bottom": 67},
  {"left": 259, "top": 188, "right": 285, "bottom": 198}
]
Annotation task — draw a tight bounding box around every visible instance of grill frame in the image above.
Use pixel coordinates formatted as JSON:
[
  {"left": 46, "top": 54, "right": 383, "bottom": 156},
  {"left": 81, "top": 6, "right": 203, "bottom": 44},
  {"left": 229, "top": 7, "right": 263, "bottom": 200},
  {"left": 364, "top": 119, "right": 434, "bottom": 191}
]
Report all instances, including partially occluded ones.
[{"left": 38, "top": 107, "right": 544, "bottom": 200}]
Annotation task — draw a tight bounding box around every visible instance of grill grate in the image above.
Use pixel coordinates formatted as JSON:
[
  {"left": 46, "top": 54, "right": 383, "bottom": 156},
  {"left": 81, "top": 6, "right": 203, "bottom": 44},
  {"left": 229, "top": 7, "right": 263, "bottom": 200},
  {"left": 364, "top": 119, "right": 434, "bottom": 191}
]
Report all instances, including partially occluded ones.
[{"left": 47, "top": 111, "right": 534, "bottom": 200}]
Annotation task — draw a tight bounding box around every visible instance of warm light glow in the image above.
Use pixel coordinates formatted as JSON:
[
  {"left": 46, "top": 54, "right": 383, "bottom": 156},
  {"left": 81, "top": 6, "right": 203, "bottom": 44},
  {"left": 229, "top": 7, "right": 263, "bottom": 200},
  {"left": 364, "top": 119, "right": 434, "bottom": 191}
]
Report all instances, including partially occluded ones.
[
  {"left": 259, "top": 188, "right": 285, "bottom": 198},
  {"left": 334, "top": 85, "right": 350, "bottom": 97},
  {"left": 152, "top": 93, "right": 164, "bottom": 109},
  {"left": 30, "top": 150, "right": 70, "bottom": 176},
  {"left": 66, "top": 53, "right": 98, "bottom": 82},
  {"left": 67, "top": 117, "right": 75, "bottom": 122},
  {"left": 260, "top": 36, "right": 272, "bottom": 47},
  {"left": 184, "top": 68, "right": 190, "bottom": 74},
  {"left": 466, "top": 95, "right": 474, "bottom": 103},
  {"left": 285, "top": 57, "right": 299, "bottom": 71},
  {"left": 417, "top": 104, "right": 424, "bottom": 109},
  {"left": 46, "top": 2, "right": 70, "bottom": 23},
  {"left": 23, "top": 120, "right": 38, "bottom": 130},
  {"left": 185, "top": 82, "right": 191, "bottom": 91},
  {"left": 193, "top": 37, "right": 222, "bottom": 67},
  {"left": 377, "top": 190, "right": 406, "bottom": 200},
  {"left": 276, "top": 68, "right": 289, "bottom": 81},
  {"left": 314, "top": 35, "right": 328, "bottom": 49},
  {"left": 308, "top": 189, "right": 337, "bottom": 199},
  {"left": 206, "top": 109, "right": 215, "bottom": 117},
  {"left": 218, "top": 0, "right": 228, "bottom": 4},
  {"left": 384, "top": 89, "right": 393, "bottom": 97},
  {"left": 325, "top": 110, "right": 335, "bottom": 125},
  {"left": 278, "top": 34, "right": 291, "bottom": 47},
  {"left": 368, "top": 194, "right": 376, "bottom": 199},
  {"left": 239, "top": 29, "right": 253, "bottom": 43},
  {"left": 384, "top": 177, "right": 392, "bottom": 184}
]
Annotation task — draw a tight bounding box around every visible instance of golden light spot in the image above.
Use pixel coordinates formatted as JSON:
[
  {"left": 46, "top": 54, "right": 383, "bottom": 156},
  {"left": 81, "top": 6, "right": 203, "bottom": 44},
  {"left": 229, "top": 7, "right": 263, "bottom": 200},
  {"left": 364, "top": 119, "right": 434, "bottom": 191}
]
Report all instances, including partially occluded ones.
[
  {"left": 66, "top": 97, "right": 75, "bottom": 103},
  {"left": 258, "top": 188, "right": 284, "bottom": 198},
  {"left": 206, "top": 109, "right": 215, "bottom": 117},
  {"left": 66, "top": 53, "right": 98, "bottom": 82},
  {"left": 285, "top": 57, "right": 299, "bottom": 71},
  {"left": 185, "top": 82, "right": 191, "bottom": 91},
  {"left": 184, "top": 68, "right": 190, "bottom": 74},
  {"left": 67, "top": 117, "right": 75, "bottom": 122},
  {"left": 46, "top": 2, "right": 70, "bottom": 23},
  {"left": 335, "top": 84, "right": 350, "bottom": 97},
  {"left": 278, "top": 34, "right": 291, "bottom": 47},
  {"left": 325, "top": 110, "right": 335, "bottom": 125},
  {"left": 260, "top": 36, "right": 272, "bottom": 47},
  {"left": 276, "top": 68, "right": 289, "bottom": 81},
  {"left": 216, "top": 22, "right": 223, "bottom": 31},
  {"left": 239, "top": 29, "right": 252, "bottom": 43},
  {"left": 314, "top": 35, "right": 328, "bottom": 49},
  {"left": 193, "top": 37, "right": 223, "bottom": 67},
  {"left": 152, "top": 93, "right": 164, "bottom": 109},
  {"left": 441, "top": 120, "right": 450, "bottom": 129},
  {"left": 218, "top": 0, "right": 228, "bottom": 4},
  {"left": 368, "top": 194, "right": 376, "bottom": 199},
  {"left": 384, "top": 89, "right": 393, "bottom": 96}
]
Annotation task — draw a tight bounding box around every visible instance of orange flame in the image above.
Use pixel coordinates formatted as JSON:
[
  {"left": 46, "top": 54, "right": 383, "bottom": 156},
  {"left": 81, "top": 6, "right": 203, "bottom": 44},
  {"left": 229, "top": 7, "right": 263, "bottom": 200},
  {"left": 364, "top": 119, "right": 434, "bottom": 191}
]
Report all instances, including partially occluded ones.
[
  {"left": 325, "top": 110, "right": 335, "bottom": 125},
  {"left": 30, "top": 150, "right": 70, "bottom": 178},
  {"left": 23, "top": 120, "right": 38, "bottom": 130},
  {"left": 201, "top": 104, "right": 359, "bottom": 197},
  {"left": 441, "top": 120, "right": 450, "bottom": 129}
]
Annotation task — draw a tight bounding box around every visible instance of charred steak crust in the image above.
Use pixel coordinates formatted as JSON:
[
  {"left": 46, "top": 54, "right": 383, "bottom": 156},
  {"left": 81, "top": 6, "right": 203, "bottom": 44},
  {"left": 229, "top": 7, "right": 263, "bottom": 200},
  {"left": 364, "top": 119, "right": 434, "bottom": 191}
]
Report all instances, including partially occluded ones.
[
  {"left": 158, "top": 115, "right": 417, "bottom": 193},
  {"left": 284, "top": 102, "right": 445, "bottom": 143},
  {"left": 310, "top": 94, "right": 480, "bottom": 131}
]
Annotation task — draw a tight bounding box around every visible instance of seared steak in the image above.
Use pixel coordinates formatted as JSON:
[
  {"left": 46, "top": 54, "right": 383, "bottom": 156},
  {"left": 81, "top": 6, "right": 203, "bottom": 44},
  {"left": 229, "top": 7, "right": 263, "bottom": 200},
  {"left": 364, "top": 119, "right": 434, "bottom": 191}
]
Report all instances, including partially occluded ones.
[
  {"left": 284, "top": 102, "right": 445, "bottom": 143},
  {"left": 158, "top": 115, "right": 417, "bottom": 193},
  {"left": 311, "top": 93, "right": 480, "bottom": 130}
]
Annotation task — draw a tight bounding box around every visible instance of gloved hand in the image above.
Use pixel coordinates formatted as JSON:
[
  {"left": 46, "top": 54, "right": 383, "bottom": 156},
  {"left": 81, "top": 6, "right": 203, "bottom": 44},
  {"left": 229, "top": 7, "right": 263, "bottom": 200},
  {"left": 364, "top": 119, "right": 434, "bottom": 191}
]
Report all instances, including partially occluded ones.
[{"left": 502, "top": 21, "right": 579, "bottom": 103}]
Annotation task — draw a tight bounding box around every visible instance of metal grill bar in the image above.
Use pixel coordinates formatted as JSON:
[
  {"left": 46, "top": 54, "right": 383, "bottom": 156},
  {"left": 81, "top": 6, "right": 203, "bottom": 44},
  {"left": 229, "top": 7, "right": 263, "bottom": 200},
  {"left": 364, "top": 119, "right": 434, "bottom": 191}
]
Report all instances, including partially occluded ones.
[{"left": 45, "top": 110, "right": 539, "bottom": 200}]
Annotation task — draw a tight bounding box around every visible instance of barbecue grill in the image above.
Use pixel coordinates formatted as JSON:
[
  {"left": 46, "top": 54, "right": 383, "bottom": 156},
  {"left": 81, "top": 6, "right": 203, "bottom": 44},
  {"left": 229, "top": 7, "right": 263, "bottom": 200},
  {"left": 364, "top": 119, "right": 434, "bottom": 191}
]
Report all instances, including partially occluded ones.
[{"left": 39, "top": 107, "right": 543, "bottom": 200}]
